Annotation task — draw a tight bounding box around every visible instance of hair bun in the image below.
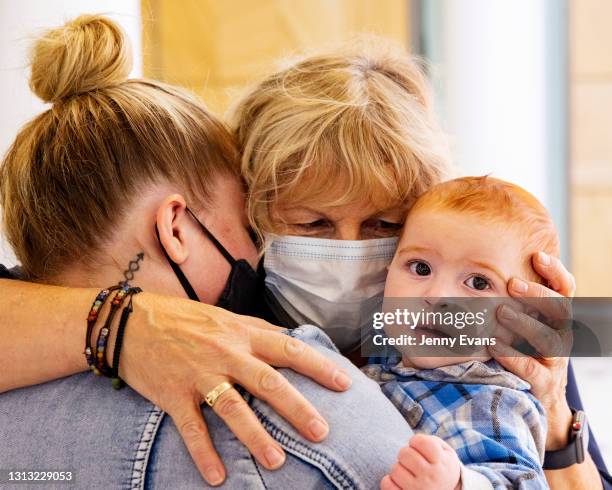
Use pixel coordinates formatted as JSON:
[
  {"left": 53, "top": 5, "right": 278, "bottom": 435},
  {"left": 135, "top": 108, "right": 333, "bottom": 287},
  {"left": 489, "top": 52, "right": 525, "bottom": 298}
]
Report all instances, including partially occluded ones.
[{"left": 29, "top": 14, "right": 132, "bottom": 103}]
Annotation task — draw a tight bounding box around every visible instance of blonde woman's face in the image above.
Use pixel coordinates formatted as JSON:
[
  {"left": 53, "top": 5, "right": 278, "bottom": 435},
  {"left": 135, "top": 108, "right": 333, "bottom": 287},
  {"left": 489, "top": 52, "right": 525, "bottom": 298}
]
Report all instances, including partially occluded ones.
[
  {"left": 271, "top": 200, "right": 406, "bottom": 240},
  {"left": 266, "top": 166, "right": 413, "bottom": 240}
]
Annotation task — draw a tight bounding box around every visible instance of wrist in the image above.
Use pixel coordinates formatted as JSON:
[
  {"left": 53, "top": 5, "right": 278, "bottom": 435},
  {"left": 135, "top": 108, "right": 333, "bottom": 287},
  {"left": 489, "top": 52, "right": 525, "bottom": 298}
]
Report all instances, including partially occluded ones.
[
  {"left": 546, "top": 403, "right": 574, "bottom": 451},
  {"left": 112, "top": 291, "right": 154, "bottom": 380},
  {"left": 85, "top": 285, "right": 139, "bottom": 379}
]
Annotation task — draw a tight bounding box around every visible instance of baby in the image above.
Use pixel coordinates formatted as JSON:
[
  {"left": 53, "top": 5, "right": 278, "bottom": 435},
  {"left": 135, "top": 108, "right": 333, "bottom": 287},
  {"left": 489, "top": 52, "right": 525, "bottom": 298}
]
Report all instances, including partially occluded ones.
[{"left": 365, "top": 176, "right": 560, "bottom": 490}]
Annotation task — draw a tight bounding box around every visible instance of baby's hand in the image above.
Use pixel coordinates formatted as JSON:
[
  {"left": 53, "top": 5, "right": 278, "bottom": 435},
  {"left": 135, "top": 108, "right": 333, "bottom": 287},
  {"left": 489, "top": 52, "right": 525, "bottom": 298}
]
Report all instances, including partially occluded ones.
[{"left": 380, "top": 434, "right": 461, "bottom": 490}]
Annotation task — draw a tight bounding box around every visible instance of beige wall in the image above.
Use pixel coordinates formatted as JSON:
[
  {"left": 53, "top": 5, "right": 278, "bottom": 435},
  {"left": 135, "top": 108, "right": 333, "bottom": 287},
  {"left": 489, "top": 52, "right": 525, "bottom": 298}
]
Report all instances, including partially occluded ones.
[
  {"left": 141, "top": 0, "right": 410, "bottom": 115},
  {"left": 570, "top": 0, "right": 612, "bottom": 296}
]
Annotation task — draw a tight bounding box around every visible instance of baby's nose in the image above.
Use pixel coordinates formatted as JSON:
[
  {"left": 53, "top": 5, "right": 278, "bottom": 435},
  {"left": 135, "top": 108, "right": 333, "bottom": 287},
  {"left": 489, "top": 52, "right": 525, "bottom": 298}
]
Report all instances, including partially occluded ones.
[
  {"left": 423, "top": 282, "right": 458, "bottom": 301},
  {"left": 424, "top": 297, "right": 451, "bottom": 309}
]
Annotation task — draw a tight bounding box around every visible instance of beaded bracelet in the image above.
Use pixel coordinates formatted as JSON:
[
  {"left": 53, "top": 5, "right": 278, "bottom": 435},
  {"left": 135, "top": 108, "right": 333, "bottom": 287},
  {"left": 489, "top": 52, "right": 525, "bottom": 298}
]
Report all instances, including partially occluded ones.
[
  {"left": 111, "top": 287, "right": 142, "bottom": 390},
  {"left": 93, "top": 285, "right": 132, "bottom": 376},
  {"left": 84, "top": 285, "right": 121, "bottom": 369}
]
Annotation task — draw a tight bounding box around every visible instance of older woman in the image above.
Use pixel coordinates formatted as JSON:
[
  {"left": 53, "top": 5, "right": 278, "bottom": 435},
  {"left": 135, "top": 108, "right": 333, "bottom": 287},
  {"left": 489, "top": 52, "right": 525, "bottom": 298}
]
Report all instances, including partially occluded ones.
[
  {"left": 1, "top": 16, "right": 609, "bottom": 490},
  {"left": 229, "top": 42, "right": 609, "bottom": 490}
]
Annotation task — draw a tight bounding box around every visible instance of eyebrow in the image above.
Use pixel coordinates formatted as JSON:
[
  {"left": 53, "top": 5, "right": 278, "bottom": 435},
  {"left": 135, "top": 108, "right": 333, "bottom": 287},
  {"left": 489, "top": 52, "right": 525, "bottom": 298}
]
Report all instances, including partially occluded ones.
[
  {"left": 396, "top": 245, "right": 436, "bottom": 256},
  {"left": 285, "top": 206, "right": 326, "bottom": 216},
  {"left": 275, "top": 206, "right": 328, "bottom": 220},
  {"left": 281, "top": 205, "right": 406, "bottom": 220},
  {"left": 469, "top": 260, "right": 506, "bottom": 283}
]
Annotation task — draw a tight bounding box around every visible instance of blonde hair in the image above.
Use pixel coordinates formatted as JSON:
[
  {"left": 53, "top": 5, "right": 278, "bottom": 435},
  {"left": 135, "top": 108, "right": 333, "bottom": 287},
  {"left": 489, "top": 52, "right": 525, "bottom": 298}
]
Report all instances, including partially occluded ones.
[
  {"left": 0, "top": 15, "right": 239, "bottom": 280},
  {"left": 230, "top": 38, "right": 452, "bottom": 237},
  {"left": 409, "top": 176, "right": 560, "bottom": 281}
]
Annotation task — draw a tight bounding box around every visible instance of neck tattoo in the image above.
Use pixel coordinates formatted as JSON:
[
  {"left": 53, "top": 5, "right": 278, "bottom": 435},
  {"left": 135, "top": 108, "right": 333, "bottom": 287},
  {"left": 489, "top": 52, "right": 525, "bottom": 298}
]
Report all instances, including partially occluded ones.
[{"left": 121, "top": 252, "right": 144, "bottom": 286}]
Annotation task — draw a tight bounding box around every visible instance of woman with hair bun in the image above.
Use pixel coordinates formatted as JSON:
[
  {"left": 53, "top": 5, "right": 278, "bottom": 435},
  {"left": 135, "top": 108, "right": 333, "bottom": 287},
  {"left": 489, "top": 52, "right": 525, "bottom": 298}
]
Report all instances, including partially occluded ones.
[{"left": 0, "top": 15, "right": 414, "bottom": 488}]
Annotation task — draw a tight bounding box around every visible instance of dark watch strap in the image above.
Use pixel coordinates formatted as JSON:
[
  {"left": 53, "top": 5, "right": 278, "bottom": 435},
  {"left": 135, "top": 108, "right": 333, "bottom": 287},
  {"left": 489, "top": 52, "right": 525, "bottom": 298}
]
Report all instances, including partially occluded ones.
[{"left": 543, "top": 409, "right": 588, "bottom": 469}]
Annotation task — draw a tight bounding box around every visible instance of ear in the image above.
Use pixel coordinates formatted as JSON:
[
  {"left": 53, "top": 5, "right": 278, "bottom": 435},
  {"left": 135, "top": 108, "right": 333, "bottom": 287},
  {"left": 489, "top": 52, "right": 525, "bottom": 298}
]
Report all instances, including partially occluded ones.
[{"left": 156, "top": 194, "right": 190, "bottom": 265}]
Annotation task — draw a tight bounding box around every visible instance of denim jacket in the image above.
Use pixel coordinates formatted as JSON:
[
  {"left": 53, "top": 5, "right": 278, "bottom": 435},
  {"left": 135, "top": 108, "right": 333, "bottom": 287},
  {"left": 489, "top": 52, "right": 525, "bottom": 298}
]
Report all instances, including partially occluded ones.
[{"left": 0, "top": 325, "right": 412, "bottom": 489}]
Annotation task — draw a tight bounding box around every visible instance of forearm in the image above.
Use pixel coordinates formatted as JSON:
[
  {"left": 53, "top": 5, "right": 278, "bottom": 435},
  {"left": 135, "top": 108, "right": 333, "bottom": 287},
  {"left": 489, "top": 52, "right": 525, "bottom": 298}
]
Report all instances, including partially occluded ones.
[
  {"left": 0, "top": 279, "right": 95, "bottom": 392},
  {"left": 545, "top": 455, "right": 603, "bottom": 490}
]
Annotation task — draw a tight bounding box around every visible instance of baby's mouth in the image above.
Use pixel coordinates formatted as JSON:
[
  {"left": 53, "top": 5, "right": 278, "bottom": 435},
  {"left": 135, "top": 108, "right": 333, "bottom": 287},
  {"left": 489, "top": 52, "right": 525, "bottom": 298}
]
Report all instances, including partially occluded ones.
[
  {"left": 413, "top": 324, "right": 454, "bottom": 340},
  {"left": 411, "top": 319, "right": 489, "bottom": 357}
]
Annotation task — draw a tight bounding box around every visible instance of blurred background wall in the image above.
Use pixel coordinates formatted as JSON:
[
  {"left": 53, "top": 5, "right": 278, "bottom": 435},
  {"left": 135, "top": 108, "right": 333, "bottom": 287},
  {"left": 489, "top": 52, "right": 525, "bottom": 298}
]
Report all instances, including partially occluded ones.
[
  {"left": 570, "top": 0, "right": 612, "bottom": 297},
  {"left": 0, "top": 0, "right": 411, "bottom": 264},
  {"left": 140, "top": 0, "right": 410, "bottom": 114},
  {"left": 0, "top": 0, "right": 610, "bottom": 461},
  {"left": 567, "top": 0, "right": 612, "bottom": 461}
]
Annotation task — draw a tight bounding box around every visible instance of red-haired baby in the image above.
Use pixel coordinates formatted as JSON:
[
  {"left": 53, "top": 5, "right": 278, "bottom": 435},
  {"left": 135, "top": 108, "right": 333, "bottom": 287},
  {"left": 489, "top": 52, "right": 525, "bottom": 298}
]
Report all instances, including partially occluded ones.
[{"left": 368, "top": 176, "right": 560, "bottom": 490}]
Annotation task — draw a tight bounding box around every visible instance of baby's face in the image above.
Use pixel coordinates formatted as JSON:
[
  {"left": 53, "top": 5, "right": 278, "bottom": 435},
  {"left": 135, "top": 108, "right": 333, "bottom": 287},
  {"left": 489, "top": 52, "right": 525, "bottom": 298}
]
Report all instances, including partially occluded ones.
[{"left": 384, "top": 207, "right": 530, "bottom": 368}]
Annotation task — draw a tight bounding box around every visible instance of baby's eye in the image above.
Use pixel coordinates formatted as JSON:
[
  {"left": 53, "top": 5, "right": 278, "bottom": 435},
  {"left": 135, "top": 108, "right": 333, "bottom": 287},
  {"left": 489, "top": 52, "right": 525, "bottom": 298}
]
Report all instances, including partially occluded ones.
[
  {"left": 465, "top": 275, "right": 491, "bottom": 291},
  {"left": 408, "top": 260, "right": 432, "bottom": 276}
]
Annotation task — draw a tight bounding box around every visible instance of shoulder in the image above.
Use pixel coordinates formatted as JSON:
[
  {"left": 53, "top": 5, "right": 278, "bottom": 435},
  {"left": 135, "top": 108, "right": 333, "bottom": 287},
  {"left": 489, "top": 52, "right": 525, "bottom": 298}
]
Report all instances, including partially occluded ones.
[
  {"left": 0, "top": 373, "right": 159, "bottom": 488},
  {"left": 250, "top": 325, "right": 414, "bottom": 490}
]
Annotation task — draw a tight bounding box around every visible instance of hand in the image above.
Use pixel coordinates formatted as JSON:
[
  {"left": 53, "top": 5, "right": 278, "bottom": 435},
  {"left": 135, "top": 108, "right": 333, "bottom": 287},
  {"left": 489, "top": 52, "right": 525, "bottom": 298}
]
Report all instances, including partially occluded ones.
[
  {"left": 117, "top": 292, "right": 352, "bottom": 486},
  {"left": 381, "top": 434, "right": 461, "bottom": 490},
  {"left": 489, "top": 251, "right": 574, "bottom": 450}
]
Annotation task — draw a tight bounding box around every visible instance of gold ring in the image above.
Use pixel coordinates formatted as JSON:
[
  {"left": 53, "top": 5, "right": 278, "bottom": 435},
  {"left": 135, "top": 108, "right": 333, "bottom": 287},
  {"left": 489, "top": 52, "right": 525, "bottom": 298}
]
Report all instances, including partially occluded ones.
[
  {"left": 204, "top": 381, "right": 234, "bottom": 407},
  {"left": 540, "top": 355, "right": 560, "bottom": 362}
]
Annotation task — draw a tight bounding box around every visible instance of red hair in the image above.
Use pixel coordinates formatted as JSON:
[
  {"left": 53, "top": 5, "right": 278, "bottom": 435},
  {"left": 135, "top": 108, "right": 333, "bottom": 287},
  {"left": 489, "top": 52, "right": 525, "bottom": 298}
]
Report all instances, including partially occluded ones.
[{"left": 409, "top": 176, "right": 560, "bottom": 282}]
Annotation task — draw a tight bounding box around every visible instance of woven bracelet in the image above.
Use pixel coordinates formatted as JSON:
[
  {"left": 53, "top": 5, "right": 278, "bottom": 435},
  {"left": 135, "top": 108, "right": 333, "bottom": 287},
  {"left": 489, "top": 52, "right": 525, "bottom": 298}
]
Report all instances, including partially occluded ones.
[
  {"left": 93, "top": 286, "right": 132, "bottom": 376},
  {"left": 110, "top": 287, "right": 142, "bottom": 389},
  {"left": 84, "top": 285, "right": 121, "bottom": 369}
]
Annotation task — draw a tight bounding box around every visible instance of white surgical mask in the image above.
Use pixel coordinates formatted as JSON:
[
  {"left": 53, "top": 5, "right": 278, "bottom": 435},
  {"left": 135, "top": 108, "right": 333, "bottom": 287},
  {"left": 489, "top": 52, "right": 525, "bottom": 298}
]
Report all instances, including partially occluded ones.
[{"left": 263, "top": 234, "right": 398, "bottom": 352}]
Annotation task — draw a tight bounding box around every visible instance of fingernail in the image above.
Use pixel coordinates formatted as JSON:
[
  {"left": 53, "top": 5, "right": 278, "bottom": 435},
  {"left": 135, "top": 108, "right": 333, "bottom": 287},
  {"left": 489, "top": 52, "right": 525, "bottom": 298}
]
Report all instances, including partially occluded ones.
[
  {"left": 334, "top": 369, "right": 352, "bottom": 390},
  {"left": 500, "top": 305, "right": 517, "bottom": 321},
  {"left": 264, "top": 446, "right": 285, "bottom": 469},
  {"left": 205, "top": 466, "right": 224, "bottom": 486},
  {"left": 538, "top": 252, "right": 551, "bottom": 266},
  {"left": 511, "top": 278, "right": 528, "bottom": 293},
  {"left": 308, "top": 418, "right": 329, "bottom": 440}
]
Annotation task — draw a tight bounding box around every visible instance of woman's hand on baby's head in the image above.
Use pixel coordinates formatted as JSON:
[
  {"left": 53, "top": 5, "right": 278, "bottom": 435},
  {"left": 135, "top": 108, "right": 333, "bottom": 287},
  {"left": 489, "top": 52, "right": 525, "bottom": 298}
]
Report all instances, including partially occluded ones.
[
  {"left": 495, "top": 250, "right": 574, "bottom": 367},
  {"left": 380, "top": 434, "right": 461, "bottom": 490},
  {"left": 507, "top": 251, "right": 575, "bottom": 302},
  {"left": 492, "top": 251, "right": 575, "bottom": 451}
]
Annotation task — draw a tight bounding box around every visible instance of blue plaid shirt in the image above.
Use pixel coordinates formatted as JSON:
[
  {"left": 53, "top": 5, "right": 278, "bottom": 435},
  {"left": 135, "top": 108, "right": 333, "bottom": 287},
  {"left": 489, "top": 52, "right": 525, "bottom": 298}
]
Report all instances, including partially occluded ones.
[{"left": 363, "top": 358, "right": 547, "bottom": 489}]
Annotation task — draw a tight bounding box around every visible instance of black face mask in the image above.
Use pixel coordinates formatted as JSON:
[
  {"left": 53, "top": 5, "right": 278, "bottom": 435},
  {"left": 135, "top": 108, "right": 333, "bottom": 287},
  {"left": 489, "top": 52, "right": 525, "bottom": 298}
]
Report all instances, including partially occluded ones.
[{"left": 156, "top": 208, "right": 263, "bottom": 316}]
